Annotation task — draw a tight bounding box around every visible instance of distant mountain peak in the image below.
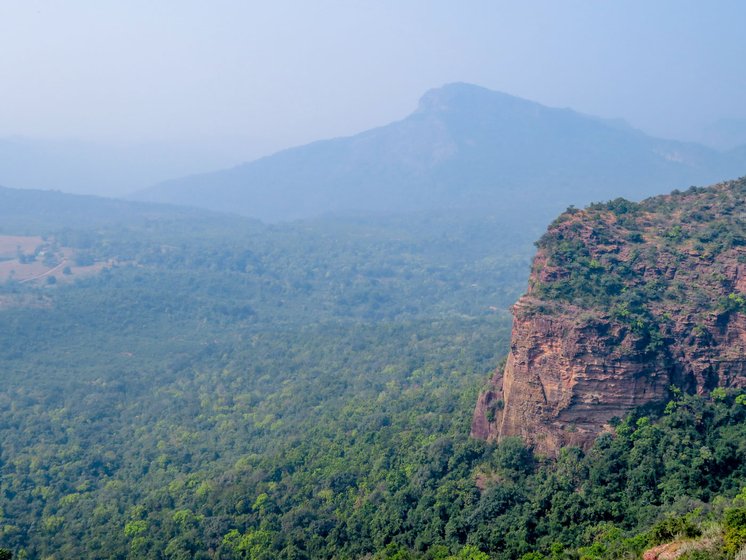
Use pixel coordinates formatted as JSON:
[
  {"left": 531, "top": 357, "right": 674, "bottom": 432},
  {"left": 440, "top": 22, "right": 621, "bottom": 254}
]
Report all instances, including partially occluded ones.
[
  {"left": 416, "top": 82, "right": 530, "bottom": 115},
  {"left": 133, "top": 83, "right": 745, "bottom": 222}
]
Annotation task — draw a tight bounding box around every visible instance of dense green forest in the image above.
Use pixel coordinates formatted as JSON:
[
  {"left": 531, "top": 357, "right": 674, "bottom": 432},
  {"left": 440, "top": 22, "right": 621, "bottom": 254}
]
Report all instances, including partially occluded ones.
[
  {"left": 0, "top": 210, "right": 526, "bottom": 558},
  {"left": 0, "top": 202, "right": 744, "bottom": 559}
]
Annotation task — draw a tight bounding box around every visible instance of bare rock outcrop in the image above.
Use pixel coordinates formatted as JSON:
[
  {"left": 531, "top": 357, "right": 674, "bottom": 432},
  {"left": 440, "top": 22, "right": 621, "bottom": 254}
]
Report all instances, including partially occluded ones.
[{"left": 473, "top": 178, "right": 746, "bottom": 455}]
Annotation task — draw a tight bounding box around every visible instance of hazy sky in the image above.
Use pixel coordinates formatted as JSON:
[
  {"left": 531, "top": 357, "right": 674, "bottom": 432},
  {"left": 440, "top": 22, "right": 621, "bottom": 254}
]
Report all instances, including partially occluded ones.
[{"left": 2, "top": 0, "right": 745, "bottom": 161}]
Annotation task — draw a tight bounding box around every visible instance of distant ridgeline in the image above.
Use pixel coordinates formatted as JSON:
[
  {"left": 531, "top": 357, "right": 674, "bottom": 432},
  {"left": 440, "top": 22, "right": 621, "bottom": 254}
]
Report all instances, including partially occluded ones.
[
  {"left": 134, "top": 83, "right": 746, "bottom": 225},
  {"left": 0, "top": 184, "right": 256, "bottom": 234},
  {"left": 474, "top": 177, "right": 746, "bottom": 455}
]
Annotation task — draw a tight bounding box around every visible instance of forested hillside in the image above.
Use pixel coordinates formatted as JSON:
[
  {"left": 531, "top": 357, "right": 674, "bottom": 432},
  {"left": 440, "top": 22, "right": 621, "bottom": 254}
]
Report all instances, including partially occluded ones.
[
  {"left": 0, "top": 197, "right": 531, "bottom": 559},
  {"left": 0, "top": 186, "right": 744, "bottom": 559}
]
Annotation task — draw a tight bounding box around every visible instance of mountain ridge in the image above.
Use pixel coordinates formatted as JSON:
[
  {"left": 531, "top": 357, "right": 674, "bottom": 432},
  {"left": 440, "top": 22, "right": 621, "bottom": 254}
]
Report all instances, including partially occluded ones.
[
  {"left": 0, "top": 183, "right": 261, "bottom": 235},
  {"left": 133, "top": 83, "right": 746, "bottom": 222}
]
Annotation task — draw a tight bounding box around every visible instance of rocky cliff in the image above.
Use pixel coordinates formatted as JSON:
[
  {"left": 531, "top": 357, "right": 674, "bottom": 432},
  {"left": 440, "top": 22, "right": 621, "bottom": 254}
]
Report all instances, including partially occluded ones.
[{"left": 473, "top": 177, "right": 746, "bottom": 455}]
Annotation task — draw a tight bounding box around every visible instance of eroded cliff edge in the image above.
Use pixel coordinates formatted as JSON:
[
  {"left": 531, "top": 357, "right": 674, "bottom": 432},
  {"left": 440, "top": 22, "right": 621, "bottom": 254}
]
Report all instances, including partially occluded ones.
[{"left": 473, "top": 178, "right": 746, "bottom": 455}]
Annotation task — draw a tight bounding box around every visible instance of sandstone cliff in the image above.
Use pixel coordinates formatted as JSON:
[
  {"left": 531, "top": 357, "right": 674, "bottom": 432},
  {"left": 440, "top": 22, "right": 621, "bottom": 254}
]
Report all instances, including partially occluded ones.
[{"left": 473, "top": 178, "right": 746, "bottom": 455}]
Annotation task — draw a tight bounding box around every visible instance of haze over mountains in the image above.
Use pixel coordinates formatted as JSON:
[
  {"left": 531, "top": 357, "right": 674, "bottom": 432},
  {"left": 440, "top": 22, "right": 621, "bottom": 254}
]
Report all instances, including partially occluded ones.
[
  {"left": 134, "top": 83, "right": 746, "bottom": 223},
  {"left": 698, "top": 118, "right": 746, "bottom": 151},
  {"left": 0, "top": 184, "right": 259, "bottom": 235},
  {"left": 0, "top": 137, "right": 255, "bottom": 197},
  {"left": 3, "top": 86, "right": 746, "bottom": 559}
]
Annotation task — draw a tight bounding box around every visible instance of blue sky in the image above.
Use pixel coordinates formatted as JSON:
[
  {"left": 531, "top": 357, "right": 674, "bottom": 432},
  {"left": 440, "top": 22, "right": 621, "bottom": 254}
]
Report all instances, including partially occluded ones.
[{"left": 1, "top": 0, "right": 745, "bottom": 159}]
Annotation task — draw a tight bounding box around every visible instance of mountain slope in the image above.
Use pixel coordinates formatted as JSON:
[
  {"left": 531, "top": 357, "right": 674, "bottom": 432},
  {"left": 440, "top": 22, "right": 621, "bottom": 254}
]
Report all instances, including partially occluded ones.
[
  {"left": 473, "top": 177, "right": 746, "bottom": 455},
  {"left": 134, "top": 83, "right": 746, "bottom": 222},
  {"left": 0, "top": 137, "right": 247, "bottom": 197},
  {"left": 0, "top": 184, "right": 259, "bottom": 235}
]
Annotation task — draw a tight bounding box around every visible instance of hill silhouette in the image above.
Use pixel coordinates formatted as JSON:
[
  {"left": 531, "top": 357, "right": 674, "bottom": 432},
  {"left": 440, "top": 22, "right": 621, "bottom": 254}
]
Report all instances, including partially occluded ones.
[{"left": 134, "top": 83, "right": 746, "bottom": 222}]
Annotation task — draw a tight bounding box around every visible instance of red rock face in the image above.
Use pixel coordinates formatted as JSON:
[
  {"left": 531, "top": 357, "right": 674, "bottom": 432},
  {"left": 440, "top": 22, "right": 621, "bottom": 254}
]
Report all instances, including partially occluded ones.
[
  {"left": 473, "top": 180, "right": 746, "bottom": 455},
  {"left": 472, "top": 297, "right": 672, "bottom": 455}
]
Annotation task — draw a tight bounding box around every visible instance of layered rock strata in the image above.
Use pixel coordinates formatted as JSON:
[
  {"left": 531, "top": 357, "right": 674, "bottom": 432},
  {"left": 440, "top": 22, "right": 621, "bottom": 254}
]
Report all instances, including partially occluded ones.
[{"left": 473, "top": 178, "right": 746, "bottom": 455}]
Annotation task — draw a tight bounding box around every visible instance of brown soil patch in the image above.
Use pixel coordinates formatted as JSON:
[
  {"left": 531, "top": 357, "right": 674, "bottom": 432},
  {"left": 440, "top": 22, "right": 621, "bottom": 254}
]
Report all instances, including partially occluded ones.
[
  {"left": 0, "top": 235, "right": 43, "bottom": 258},
  {"left": 0, "top": 235, "right": 115, "bottom": 285}
]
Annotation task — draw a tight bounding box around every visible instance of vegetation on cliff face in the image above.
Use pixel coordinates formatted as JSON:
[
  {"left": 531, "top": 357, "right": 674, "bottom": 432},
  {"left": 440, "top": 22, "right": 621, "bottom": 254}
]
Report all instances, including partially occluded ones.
[
  {"left": 474, "top": 177, "right": 746, "bottom": 455},
  {"left": 533, "top": 177, "right": 746, "bottom": 320}
]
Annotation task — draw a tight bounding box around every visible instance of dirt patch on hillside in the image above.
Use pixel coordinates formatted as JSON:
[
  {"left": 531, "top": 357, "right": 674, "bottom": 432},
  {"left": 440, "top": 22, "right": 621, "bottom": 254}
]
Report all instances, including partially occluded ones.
[
  {"left": 0, "top": 235, "right": 44, "bottom": 259},
  {"left": 0, "top": 235, "right": 114, "bottom": 285}
]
